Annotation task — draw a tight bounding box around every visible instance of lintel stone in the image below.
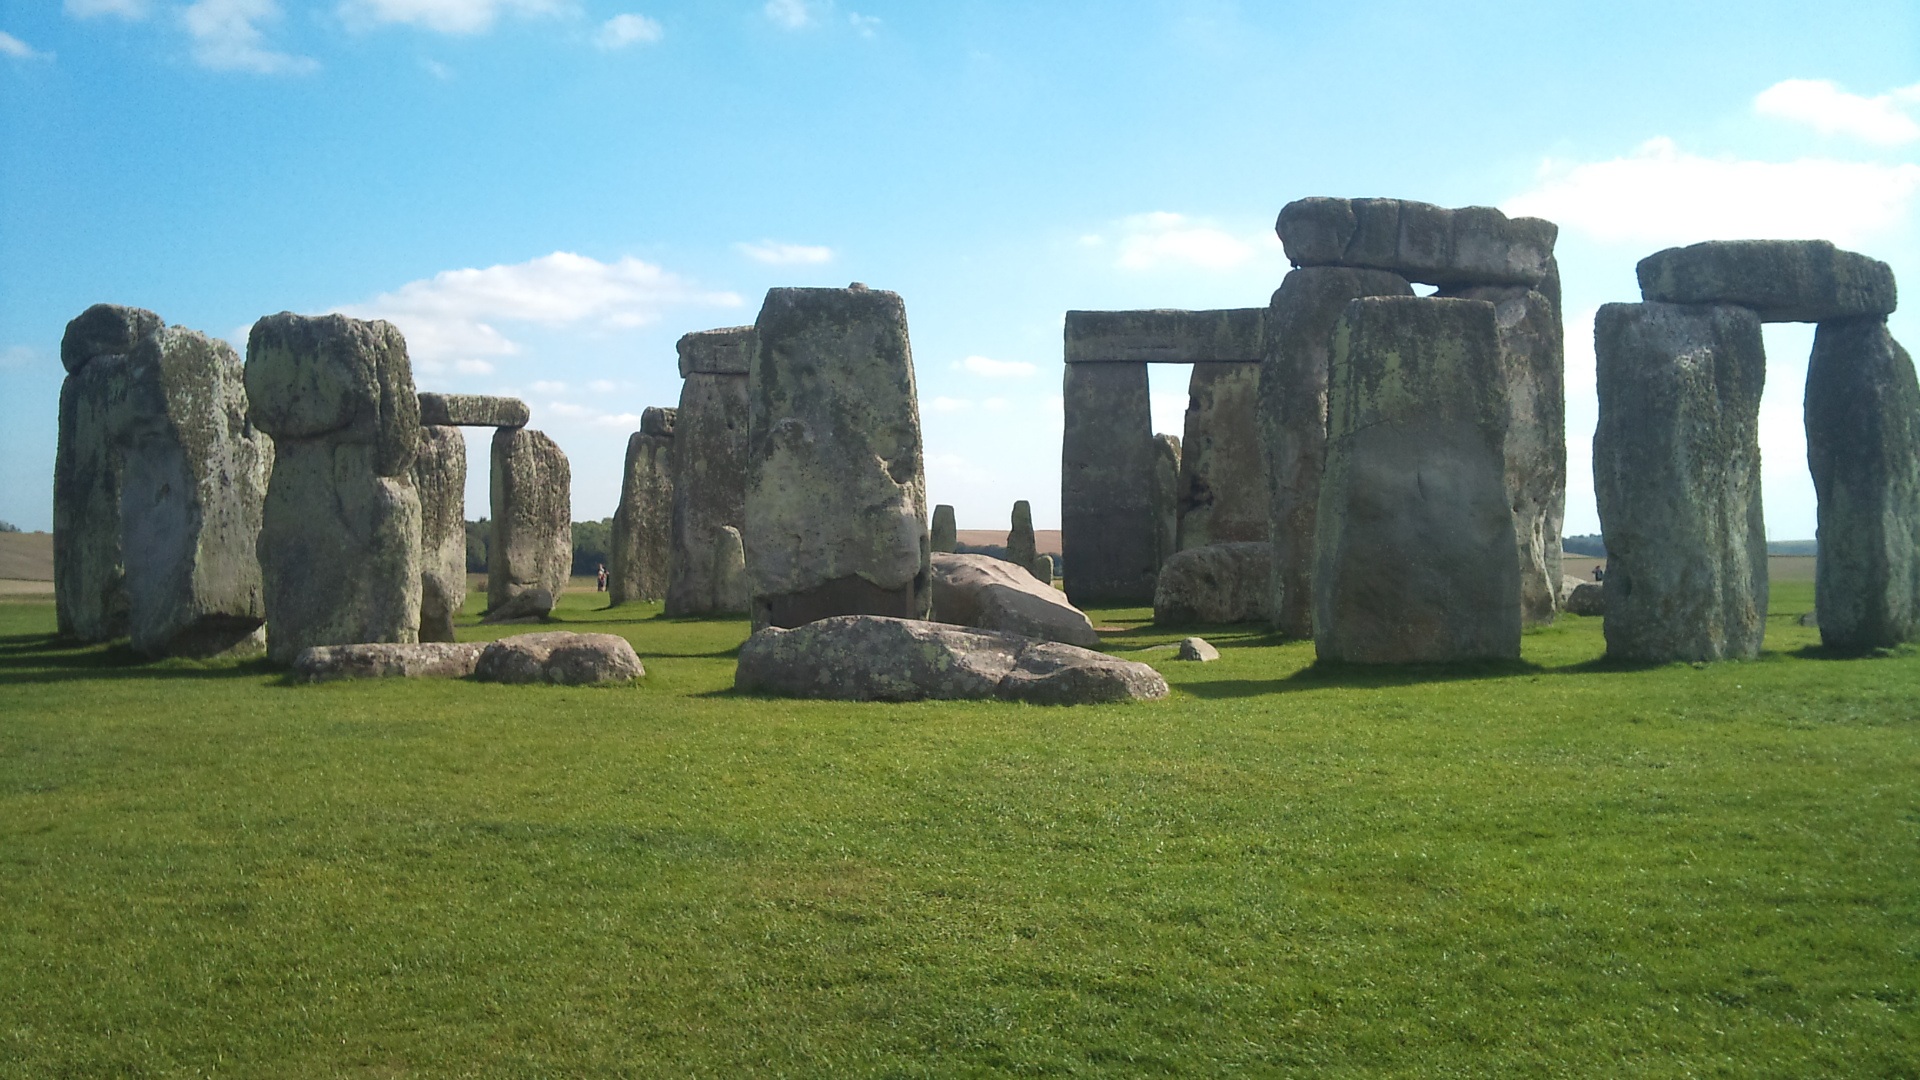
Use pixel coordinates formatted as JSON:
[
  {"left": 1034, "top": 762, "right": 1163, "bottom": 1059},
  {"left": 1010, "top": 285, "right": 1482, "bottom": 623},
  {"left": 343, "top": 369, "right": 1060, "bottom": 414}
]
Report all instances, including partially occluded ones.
[
  {"left": 677, "top": 325, "right": 756, "bottom": 378},
  {"left": 1064, "top": 308, "right": 1265, "bottom": 364},
  {"left": 417, "top": 392, "right": 530, "bottom": 429}
]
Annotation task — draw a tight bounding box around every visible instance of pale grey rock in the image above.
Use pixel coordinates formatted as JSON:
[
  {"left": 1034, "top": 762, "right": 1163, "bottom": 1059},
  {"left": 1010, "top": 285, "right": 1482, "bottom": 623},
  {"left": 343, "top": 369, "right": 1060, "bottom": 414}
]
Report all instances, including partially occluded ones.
[
  {"left": 1594, "top": 302, "right": 1768, "bottom": 662},
  {"left": 413, "top": 425, "right": 467, "bottom": 642},
  {"left": 931, "top": 504, "right": 957, "bottom": 553},
  {"left": 1805, "top": 316, "right": 1920, "bottom": 650},
  {"left": 1277, "top": 198, "right": 1557, "bottom": 288},
  {"left": 1063, "top": 308, "right": 1265, "bottom": 363},
  {"left": 677, "top": 325, "right": 756, "bottom": 377},
  {"left": 1061, "top": 361, "right": 1156, "bottom": 606},
  {"left": 1637, "top": 240, "right": 1897, "bottom": 323},
  {"left": 610, "top": 416, "right": 674, "bottom": 606},
  {"left": 1176, "top": 362, "right": 1268, "bottom": 550},
  {"left": 666, "top": 359, "right": 750, "bottom": 616},
  {"left": 1154, "top": 542, "right": 1271, "bottom": 625},
  {"left": 291, "top": 641, "right": 484, "bottom": 682},
  {"left": 1260, "top": 267, "right": 1414, "bottom": 638},
  {"left": 1007, "top": 500, "right": 1039, "bottom": 579},
  {"left": 1151, "top": 433, "right": 1182, "bottom": 571},
  {"left": 480, "top": 586, "right": 553, "bottom": 624},
  {"left": 488, "top": 427, "right": 571, "bottom": 617},
  {"left": 416, "top": 393, "right": 529, "bottom": 429},
  {"left": 1315, "top": 297, "right": 1521, "bottom": 663},
  {"left": 1563, "top": 582, "right": 1605, "bottom": 617},
  {"left": 247, "top": 313, "right": 422, "bottom": 665},
  {"left": 60, "top": 303, "right": 163, "bottom": 374},
  {"left": 930, "top": 551, "right": 1100, "bottom": 647},
  {"left": 746, "top": 285, "right": 930, "bottom": 629},
  {"left": 713, "top": 525, "right": 749, "bottom": 614},
  {"left": 734, "top": 615, "right": 1168, "bottom": 704},
  {"left": 1176, "top": 636, "right": 1220, "bottom": 661},
  {"left": 474, "top": 631, "right": 644, "bottom": 685}
]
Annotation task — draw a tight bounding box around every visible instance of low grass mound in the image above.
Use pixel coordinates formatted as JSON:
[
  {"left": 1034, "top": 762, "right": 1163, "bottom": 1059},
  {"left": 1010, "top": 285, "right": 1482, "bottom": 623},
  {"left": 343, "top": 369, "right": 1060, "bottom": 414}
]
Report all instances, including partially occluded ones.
[{"left": 0, "top": 581, "right": 1915, "bottom": 1076}]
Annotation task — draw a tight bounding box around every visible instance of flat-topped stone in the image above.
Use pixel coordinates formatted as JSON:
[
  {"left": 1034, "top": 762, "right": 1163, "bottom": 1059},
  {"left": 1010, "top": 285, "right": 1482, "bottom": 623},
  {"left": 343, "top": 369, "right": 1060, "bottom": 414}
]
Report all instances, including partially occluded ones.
[
  {"left": 417, "top": 392, "right": 530, "bottom": 429},
  {"left": 474, "top": 631, "right": 645, "bottom": 685},
  {"left": 677, "top": 325, "right": 756, "bottom": 377},
  {"left": 1277, "top": 197, "right": 1557, "bottom": 288},
  {"left": 930, "top": 551, "right": 1100, "bottom": 647},
  {"left": 291, "top": 641, "right": 485, "bottom": 682},
  {"left": 1064, "top": 308, "right": 1265, "bottom": 363},
  {"left": 1636, "top": 240, "right": 1897, "bottom": 323}
]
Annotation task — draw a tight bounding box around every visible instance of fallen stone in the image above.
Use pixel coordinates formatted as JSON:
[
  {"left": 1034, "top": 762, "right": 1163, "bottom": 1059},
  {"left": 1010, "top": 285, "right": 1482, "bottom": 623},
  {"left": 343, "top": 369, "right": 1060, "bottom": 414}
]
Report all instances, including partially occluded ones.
[
  {"left": 414, "top": 425, "right": 467, "bottom": 642},
  {"left": 474, "top": 631, "right": 645, "bottom": 685},
  {"left": 416, "top": 393, "right": 530, "bottom": 429},
  {"left": 930, "top": 551, "right": 1100, "bottom": 647},
  {"left": 1176, "top": 362, "right": 1268, "bottom": 549},
  {"left": 1176, "top": 636, "right": 1219, "bottom": 662},
  {"left": 488, "top": 427, "right": 571, "bottom": 615},
  {"left": 1277, "top": 198, "right": 1557, "bottom": 288},
  {"left": 931, "top": 504, "right": 957, "bottom": 553},
  {"left": 666, "top": 336, "right": 750, "bottom": 616},
  {"left": 1563, "top": 582, "right": 1605, "bottom": 617},
  {"left": 1154, "top": 542, "right": 1272, "bottom": 625},
  {"left": 610, "top": 410, "right": 674, "bottom": 605},
  {"left": 481, "top": 586, "right": 554, "bottom": 624},
  {"left": 734, "top": 615, "right": 1168, "bottom": 704},
  {"left": 1560, "top": 574, "right": 1589, "bottom": 601},
  {"left": 291, "top": 641, "right": 485, "bottom": 682},
  {"left": 1637, "top": 240, "right": 1897, "bottom": 323}
]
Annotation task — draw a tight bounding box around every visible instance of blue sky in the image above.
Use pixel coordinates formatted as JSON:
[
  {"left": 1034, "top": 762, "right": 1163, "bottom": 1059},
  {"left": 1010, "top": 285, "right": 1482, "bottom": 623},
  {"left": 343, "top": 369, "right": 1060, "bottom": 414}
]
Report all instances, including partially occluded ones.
[{"left": 2, "top": 0, "right": 1916, "bottom": 538}]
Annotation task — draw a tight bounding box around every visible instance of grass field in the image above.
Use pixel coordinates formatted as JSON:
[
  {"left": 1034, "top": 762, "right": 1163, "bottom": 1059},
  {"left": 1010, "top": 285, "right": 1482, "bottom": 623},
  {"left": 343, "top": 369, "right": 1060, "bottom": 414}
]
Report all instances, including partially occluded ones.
[{"left": 1, "top": 582, "right": 1916, "bottom": 1077}]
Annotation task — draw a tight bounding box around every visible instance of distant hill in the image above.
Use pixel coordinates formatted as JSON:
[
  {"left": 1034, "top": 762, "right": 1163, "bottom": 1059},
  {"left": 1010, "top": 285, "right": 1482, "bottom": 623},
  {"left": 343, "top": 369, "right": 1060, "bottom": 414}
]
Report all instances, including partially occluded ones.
[
  {"left": 1565, "top": 534, "right": 1816, "bottom": 558},
  {"left": 0, "top": 532, "right": 54, "bottom": 581}
]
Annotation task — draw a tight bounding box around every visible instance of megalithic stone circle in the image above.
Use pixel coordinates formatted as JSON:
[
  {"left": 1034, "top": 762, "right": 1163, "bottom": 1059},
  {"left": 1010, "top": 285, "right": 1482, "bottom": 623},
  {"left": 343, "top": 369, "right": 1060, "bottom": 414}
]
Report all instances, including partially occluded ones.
[
  {"left": 746, "top": 284, "right": 930, "bottom": 629},
  {"left": 610, "top": 406, "right": 675, "bottom": 605},
  {"left": 1593, "top": 301, "right": 1768, "bottom": 662},
  {"left": 667, "top": 326, "right": 752, "bottom": 616},
  {"left": 246, "top": 312, "right": 422, "bottom": 664},
  {"left": 413, "top": 424, "right": 467, "bottom": 642},
  {"left": 489, "top": 427, "right": 572, "bottom": 617}
]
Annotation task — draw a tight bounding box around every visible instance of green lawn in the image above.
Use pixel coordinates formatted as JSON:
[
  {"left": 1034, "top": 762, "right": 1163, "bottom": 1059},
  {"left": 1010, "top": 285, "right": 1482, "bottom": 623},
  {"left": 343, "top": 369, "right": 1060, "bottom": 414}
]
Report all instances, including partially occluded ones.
[{"left": 1, "top": 583, "right": 1916, "bottom": 1077}]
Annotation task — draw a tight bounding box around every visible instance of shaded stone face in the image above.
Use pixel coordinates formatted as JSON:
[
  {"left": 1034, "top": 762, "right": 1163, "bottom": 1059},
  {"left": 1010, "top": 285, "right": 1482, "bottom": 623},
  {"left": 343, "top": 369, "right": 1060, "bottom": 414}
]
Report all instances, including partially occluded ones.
[
  {"left": 666, "top": 368, "right": 750, "bottom": 616},
  {"left": 60, "top": 303, "right": 163, "bottom": 374},
  {"left": 416, "top": 393, "right": 530, "bottom": 429},
  {"left": 413, "top": 425, "right": 467, "bottom": 642},
  {"left": 54, "top": 354, "right": 131, "bottom": 641},
  {"left": 1176, "top": 362, "right": 1268, "bottom": 550},
  {"left": 1593, "top": 302, "right": 1768, "bottom": 663},
  {"left": 489, "top": 427, "right": 571, "bottom": 617},
  {"left": 1060, "top": 360, "right": 1156, "bottom": 607},
  {"left": 641, "top": 405, "right": 676, "bottom": 437},
  {"left": 1637, "top": 240, "right": 1897, "bottom": 323},
  {"left": 1259, "top": 267, "right": 1414, "bottom": 638},
  {"left": 746, "top": 286, "right": 930, "bottom": 630},
  {"left": 1276, "top": 198, "right": 1557, "bottom": 288},
  {"left": 931, "top": 504, "right": 957, "bottom": 553},
  {"left": 1804, "top": 316, "right": 1920, "bottom": 651},
  {"left": 610, "top": 427, "right": 674, "bottom": 605},
  {"left": 247, "top": 313, "right": 419, "bottom": 478},
  {"left": 1154, "top": 542, "right": 1271, "bottom": 626},
  {"left": 1151, "top": 433, "right": 1181, "bottom": 570},
  {"left": 1314, "top": 296, "right": 1520, "bottom": 664}
]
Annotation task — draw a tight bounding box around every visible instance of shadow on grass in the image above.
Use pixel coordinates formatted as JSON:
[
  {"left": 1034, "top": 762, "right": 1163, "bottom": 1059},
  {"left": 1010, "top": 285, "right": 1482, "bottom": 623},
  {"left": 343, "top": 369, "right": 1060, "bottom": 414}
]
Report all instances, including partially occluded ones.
[
  {"left": 0, "top": 634, "right": 277, "bottom": 684},
  {"left": 1179, "top": 656, "right": 1548, "bottom": 699}
]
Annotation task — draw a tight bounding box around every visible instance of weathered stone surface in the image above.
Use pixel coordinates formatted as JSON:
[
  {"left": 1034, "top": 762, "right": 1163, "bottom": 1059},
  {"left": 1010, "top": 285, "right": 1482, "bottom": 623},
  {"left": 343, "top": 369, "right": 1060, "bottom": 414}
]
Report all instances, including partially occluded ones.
[
  {"left": 1007, "top": 499, "right": 1039, "bottom": 578},
  {"left": 713, "top": 525, "right": 749, "bottom": 614},
  {"left": 1154, "top": 542, "right": 1271, "bottom": 625},
  {"left": 677, "top": 325, "right": 756, "bottom": 377},
  {"left": 735, "top": 615, "right": 1168, "bottom": 704},
  {"left": 1563, "top": 582, "right": 1605, "bottom": 617},
  {"left": 416, "top": 393, "right": 530, "bottom": 429},
  {"left": 1176, "top": 362, "right": 1268, "bottom": 550},
  {"left": 291, "top": 641, "right": 484, "bottom": 682},
  {"left": 1151, "top": 433, "right": 1182, "bottom": 570},
  {"left": 1805, "top": 316, "right": 1920, "bottom": 650},
  {"left": 609, "top": 421, "right": 674, "bottom": 606},
  {"left": 931, "top": 504, "right": 957, "bottom": 553},
  {"left": 1030, "top": 553, "right": 1054, "bottom": 583},
  {"left": 1315, "top": 297, "right": 1521, "bottom": 664},
  {"left": 1593, "top": 302, "right": 1768, "bottom": 662},
  {"left": 414, "top": 425, "right": 467, "bottom": 642},
  {"left": 488, "top": 427, "right": 571, "bottom": 616},
  {"left": 60, "top": 303, "right": 163, "bottom": 374},
  {"left": 930, "top": 551, "right": 1100, "bottom": 647},
  {"left": 1063, "top": 308, "right": 1265, "bottom": 363},
  {"left": 1637, "top": 240, "right": 1897, "bottom": 323},
  {"left": 1260, "top": 267, "right": 1415, "bottom": 638},
  {"left": 1061, "top": 362, "right": 1156, "bottom": 606},
  {"left": 1177, "top": 636, "right": 1220, "bottom": 661},
  {"left": 641, "top": 405, "right": 675, "bottom": 437},
  {"left": 474, "top": 631, "right": 645, "bottom": 685},
  {"left": 666, "top": 364, "right": 750, "bottom": 616},
  {"left": 55, "top": 354, "right": 131, "bottom": 641},
  {"left": 481, "top": 586, "right": 553, "bottom": 624},
  {"left": 247, "top": 313, "right": 422, "bottom": 665},
  {"left": 1277, "top": 198, "right": 1557, "bottom": 288},
  {"left": 746, "top": 286, "right": 930, "bottom": 629}
]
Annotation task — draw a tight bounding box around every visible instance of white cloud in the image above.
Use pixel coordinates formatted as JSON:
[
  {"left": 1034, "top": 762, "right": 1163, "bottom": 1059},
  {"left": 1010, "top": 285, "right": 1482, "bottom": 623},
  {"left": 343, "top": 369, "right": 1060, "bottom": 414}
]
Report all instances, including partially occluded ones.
[
  {"left": 339, "top": 0, "right": 569, "bottom": 35},
  {"left": 595, "top": 12, "right": 661, "bottom": 50},
  {"left": 930, "top": 396, "right": 973, "bottom": 413},
  {"left": 0, "top": 31, "right": 49, "bottom": 60},
  {"left": 183, "top": 0, "right": 317, "bottom": 74},
  {"left": 764, "top": 0, "right": 810, "bottom": 29},
  {"left": 848, "top": 12, "right": 878, "bottom": 37},
  {"left": 954, "top": 355, "right": 1035, "bottom": 379},
  {"left": 1504, "top": 137, "right": 1920, "bottom": 249},
  {"left": 1113, "top": 211, "right": 1263, "bottom": 271},
  {"left": 1, "top": 345, "right": 45, "bottom": 370},
  {"left": 544, "top": 401, "right": 642, "bottom": 429},
  {"left": 337, "top": 250, "right": 741, "bottom": 370},
  {"left": 588, "top": 378, "right": 617, "bottom": 392},
  {"left": 926, "top": 452, "right": 992, "bottom": 486},
  {"left": 1754, "top": 78, "right": 1920, "bottom": 146},
  {"left": 420, "top": 57, "right": 453, "bottom": 79},
  {"left": 981, "top": 396, "right": 1010, "bottom": 412},
  {"left": 453, "top": 357, "right": 493, "bottom": 374},
  {"left": 531, "top": 379, "right": 568, "bottom": 395},
  {"left": 65, "top": 0, "right": 148, "bottom": 17},
  {"left": 735, "top": 240, "right": 834, "bottom": 265}
]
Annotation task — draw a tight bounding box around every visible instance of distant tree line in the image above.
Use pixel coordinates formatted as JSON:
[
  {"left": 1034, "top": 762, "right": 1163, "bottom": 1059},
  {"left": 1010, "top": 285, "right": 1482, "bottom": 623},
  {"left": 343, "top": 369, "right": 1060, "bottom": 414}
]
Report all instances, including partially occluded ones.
[
  {"left": 0, "top": 520, "right": 19, "bottom": 534},
  {"left": 463, "top": 518, "right": 616, "bottom": 578},
  {"left": 1562, "top": 534, "right": 1606, "bottom": 557}
]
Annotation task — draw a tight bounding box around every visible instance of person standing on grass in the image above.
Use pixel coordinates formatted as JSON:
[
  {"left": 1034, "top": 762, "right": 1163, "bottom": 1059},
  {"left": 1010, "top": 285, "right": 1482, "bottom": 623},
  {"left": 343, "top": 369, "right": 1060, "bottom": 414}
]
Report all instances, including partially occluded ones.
[{"left": 596, "top": 564, "right": 608, "bottom": 592}]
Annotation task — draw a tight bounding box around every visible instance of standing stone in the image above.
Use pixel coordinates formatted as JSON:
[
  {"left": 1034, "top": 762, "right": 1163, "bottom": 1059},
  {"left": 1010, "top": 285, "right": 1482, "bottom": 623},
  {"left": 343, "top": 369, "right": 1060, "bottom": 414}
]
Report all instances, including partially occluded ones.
[
  {"left": 246, "top": 313, "right": 422, "bottom": 665},
  {"left": 746, "top": 285, "right": 930, "bottom": 629},
  {"left": 931, "top": 504, "right": 957, "bottom": 553},
  {"left": 1593, "top": 302, "right": 1768, "bottom": 662},
  {"left": 1805, "top": 317, "right": 1920, "bottom": 650},
  {"left": 1007, "top": 499, "right": 1038, "bottom": 576},
  {"left": 1061, "top": 362, "right": 1157, "bottom": 607},
  {"left": 1031, "top": 554, "right": 1054, "bottom": 584},
  {"left": 1151, "top": 433, "right": 1182, "bottom": 568},
  {"left": 413, "top": 425, "right": 467, "bottom": 642},
  {"left": 1260, "top": 267, "right": 1413, "bottom": 637},
  {"left": 1176, "top": 362, "right": 1269, "bottom": 550},
  {"left": 488, "top": 428, "right": 572, "bottom": 618},
  {"left": 713, "top": 524, "right": 750, "bottom": 614},
  {"left": 666, "top": 327, "right": 753, "bottom": 616},
  {"left": 1315, "top": 297, "right": 1520, "bottom": 664},
  {"left": 609, "top": 406, "right": 675, "bottom": 605}
]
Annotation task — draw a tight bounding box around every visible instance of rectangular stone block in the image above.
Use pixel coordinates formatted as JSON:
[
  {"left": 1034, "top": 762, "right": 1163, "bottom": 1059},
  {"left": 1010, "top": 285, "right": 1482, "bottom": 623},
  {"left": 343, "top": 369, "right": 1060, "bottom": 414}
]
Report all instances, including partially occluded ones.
[
  {"left": 667, "top": 371, "right": 751, "bottom": 616},
  {"left": 489, "top": 427, "right": 572, "bottom": 615},
  {"left": 1276, "top": 197, "right": 1557, "bottom": 288},
  {"left": 417, "top": 392, "right": 530, "bottom": 429},
  {"left": 678, "top": 325, "right": 756, "bottom": 377},
  {"left": 610, "top": 425, "right": 674, "bottom": 605},
  {"left": 1063, "top": 309, "right": 1265, "bottom": 364},
  {"left": 1637, "top": 240, "right": 1896, "bottom": 323},
  {"left": 413, "top": 425, "right": 467, "bottom": 642},
  {"left": 1061, "top": 362, "right": 1158, "bottom": 606},
  {"left": 1176, "top": 361, "right": 1269, "bottom": 550}
]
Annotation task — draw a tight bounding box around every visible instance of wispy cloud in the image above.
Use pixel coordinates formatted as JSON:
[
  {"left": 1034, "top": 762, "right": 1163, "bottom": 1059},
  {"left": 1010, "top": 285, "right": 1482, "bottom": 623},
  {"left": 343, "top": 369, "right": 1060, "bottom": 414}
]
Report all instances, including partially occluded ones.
[
  {"left": 544, "top": 401, "right": 644, "bottom": 429},
  {"left": 1504, "top": 136, "right": 1920, "bottom": 248},
  {"left": 954, "top": 355, "right": 1035, "bottom": 379},
  {"left": 183, "top": 0, "right": 317, "bottom": 74},
  {"left": 1, "top": 345, "right": 46, "bottom": 370},
  {"left": 848, "top": 12, "right": 878, "bottom": 37},
  {"left": 64, "top": 0, "right": 148, "bottom": 17},
  {"left": 339, "top": 0, "right": 569, "bottom": 35},
  {"left": 1109, "top": 211, "right": 1268, "bottom": 271},
  {"left": 764, "top": 0, "right": 810, "bottom": 29},
  {"left": 735, "top": 240, "right": 834, "bottom": 265},
  {"left": 595, "top": 12, "right": 661, "bottom": 50},
  {"left": 1755, "top": 78, "right": 1920, "bottom": 146},
  {"left": 929, "top": 396, "right": 972, "bottom": 413},
  {"left": 0, "top": 31, "right": 50, "bottom": 60},
  {"left": 420, "top": 56, "right": 453, "bottom": 79}
]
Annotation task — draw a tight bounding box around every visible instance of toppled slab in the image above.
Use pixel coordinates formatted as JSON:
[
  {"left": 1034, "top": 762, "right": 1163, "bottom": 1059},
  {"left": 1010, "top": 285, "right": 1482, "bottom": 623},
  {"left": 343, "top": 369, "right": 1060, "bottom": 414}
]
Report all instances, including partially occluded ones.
[
  {"left": 291, "top": 641, "right": 485, "bottom": 682},
  {"left": 1277, "top": 198, "right": 1557, "bottom": 288},
  {"left": 417, "top": 393, "right": 530, "bottom": 428},
  {"left": 1637, "top": 240, "right": 1897, "bottom": 323},
  {"left": 1154, "top": 542, "right": 1271, "bottom": 625},
  {"left": 930, "top": 551, "right": 1100, "bottom": 647},
  {"left": 481, "top": 586, "right": 554, "bottom": 624},
  {"left": 475, "top": 631, "right": 646, "bottom": 685},
  {"left": 1563, "top": 582, "right": 1605, "bottom": 617},
  {"left": 735, "top": 615, "right": 1168, "bottom": 705}
]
